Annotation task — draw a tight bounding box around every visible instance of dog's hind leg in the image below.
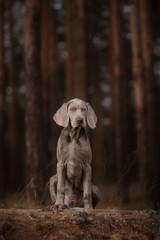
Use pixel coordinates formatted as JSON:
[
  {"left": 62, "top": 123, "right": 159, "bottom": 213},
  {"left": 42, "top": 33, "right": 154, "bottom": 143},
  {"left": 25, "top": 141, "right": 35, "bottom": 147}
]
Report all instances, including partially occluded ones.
[{"left": 92, "top": 184, "right": 101, "bottom": 208}]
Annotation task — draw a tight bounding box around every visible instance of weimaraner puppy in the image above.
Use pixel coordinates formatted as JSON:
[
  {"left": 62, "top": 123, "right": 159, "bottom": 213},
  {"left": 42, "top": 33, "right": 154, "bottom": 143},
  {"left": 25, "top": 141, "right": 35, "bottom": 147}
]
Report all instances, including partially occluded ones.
[{"left": 49, "top": 98, "right": 100, "bottom": 209}]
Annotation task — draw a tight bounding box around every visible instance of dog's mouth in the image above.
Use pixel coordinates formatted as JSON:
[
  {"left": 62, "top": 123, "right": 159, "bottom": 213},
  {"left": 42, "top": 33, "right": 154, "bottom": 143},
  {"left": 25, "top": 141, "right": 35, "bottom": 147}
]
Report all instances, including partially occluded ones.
[
  {"left": 75, "top": 119, "right": 85, "bottom": 128},
  {"left": 70, "top": 119, "right": 86, "bottom": 129},
  {"left": 77, "top": 122, "right": 86, "bottom": 128},
  {"left": 75, "top": 125, "right": 82, "bottom": 130},
  {"left": 77, "top": 122, "right": 83, "bottom": 126}
]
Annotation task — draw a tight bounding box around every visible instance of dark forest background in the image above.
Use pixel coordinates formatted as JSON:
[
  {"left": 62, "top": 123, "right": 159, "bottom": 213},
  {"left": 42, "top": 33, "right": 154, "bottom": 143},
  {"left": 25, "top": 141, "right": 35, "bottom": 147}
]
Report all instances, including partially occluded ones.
[{"left": 0, "top": 0, "right": 160, "bottom": 209}]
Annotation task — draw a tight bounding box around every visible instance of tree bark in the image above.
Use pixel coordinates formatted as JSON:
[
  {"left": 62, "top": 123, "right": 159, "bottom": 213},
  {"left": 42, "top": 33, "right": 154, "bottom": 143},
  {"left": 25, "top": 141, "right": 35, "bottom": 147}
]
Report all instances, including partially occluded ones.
[
  {"left": 109, "top": 0, "right": 131, "bottom": 202},
  {"left": 139, "top": 0, "right": 160, "bottom": 207},
  {"left": 40, "top": 0, "right": 51, "bottom": 182},
  {"left": 65, "top": 0, "right": 87, "bottom": 100},
  {"left": 7, "top": 0, "right": 21, "bottom": 192},
  {"left": 130, "top": 0, "right": 147, "bottom": 200},
  {"left": 0, "top": 0, "right": 5, "bottom": 197},
  {"left": 24, "top": 0, "right": 46, "bottom": 202},
  {"left": 41, "top": 0, "right": 61, "bottom": 177},
  {"left": 47, "top": 4, "right": 60, "bottom": 173},
  {"left": 41, "top": 0, "right": 49, "bottom": 132},
  {"left": 130, "top": 0, "right": 160, "bottom": 208},
  {"left": 85, "top": 1, "right": 106, "bottom": 184}
]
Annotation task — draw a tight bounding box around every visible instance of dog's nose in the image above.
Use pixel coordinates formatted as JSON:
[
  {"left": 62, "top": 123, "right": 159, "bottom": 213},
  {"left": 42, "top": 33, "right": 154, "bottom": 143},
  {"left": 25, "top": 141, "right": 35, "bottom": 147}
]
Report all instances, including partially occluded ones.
[{"left": 77, "top": 119, "right": 83, "bottom": 125}]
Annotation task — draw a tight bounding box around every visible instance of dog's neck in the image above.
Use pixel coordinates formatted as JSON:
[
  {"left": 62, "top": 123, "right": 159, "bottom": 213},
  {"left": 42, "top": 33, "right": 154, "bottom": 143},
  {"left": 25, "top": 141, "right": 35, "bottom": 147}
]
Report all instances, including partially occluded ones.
[
  {"left": 70, "top": 127, "right": 82, "bottom": 141},
  {"left": 67, "top": 123, "right": 84, "bottom": 142}
]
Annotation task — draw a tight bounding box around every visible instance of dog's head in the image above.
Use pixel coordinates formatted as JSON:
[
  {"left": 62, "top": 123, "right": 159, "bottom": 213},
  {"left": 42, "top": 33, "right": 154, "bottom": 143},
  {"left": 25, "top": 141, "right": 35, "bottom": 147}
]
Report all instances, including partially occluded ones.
[{"left": 53, "top": 98, "right": 97, "bottom": 129}]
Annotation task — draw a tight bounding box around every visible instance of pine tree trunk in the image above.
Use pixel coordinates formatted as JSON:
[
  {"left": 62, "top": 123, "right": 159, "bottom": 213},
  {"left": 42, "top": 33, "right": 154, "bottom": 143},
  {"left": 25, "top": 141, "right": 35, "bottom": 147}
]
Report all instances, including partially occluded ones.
[
  {"left": 40, "top": 0, "right": 51, "bottom": 182},
  {"left": 85, "top": 1, "right": 106, "bottom": 184},
  {"left": 41, "top": 0, "right": 49, "bottom": 122},
  {"left": 130, "top": 0, "right": 147, "bottom": 199},
  {"left": 24, "top": 0, "right": 46, "bottom": 202},
  {"left": 0, "top": 0, "right": 5, "bottom": 197},
  {"left": 90, "top": 69, "right": 106, "bottom": 184},
  {"left": 139, "top": 0, "right": 160, "bottom": 207},
  {"left": 41, "top": 0, "right": 60, "bottom": 177},
  {"left": 7, "top": 0, "right": 21, "bottom": 192},
  {"left": 130, "top": 0, "right": 160, "bottom": 208},
  {"left": 47, "top": 5, "right": 60, "bottom": 173},
  {"left": 109, "top": 0, "right": 131, "bottom": 202},
  {"left": 65, "top": 0, "right": 87, "bottom": 100},
  {"left": 109, "top": 0, "right": 122, "bottom": 180}
]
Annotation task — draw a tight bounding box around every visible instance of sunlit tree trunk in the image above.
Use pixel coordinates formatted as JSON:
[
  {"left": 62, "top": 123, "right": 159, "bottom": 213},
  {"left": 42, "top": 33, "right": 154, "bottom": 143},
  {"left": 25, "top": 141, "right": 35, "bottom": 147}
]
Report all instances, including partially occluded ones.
[
  {"left": 24, "top": 0, "right": 46, "bottom": 202},
  {"left": 109, "top": 0, "right": 131, "bottom": 202},
  {"left": 65, "top": 0, "right": 87, "bottom": 100},
  {"left": 0, "top": 0, "right": 5, "bottom": 197}
]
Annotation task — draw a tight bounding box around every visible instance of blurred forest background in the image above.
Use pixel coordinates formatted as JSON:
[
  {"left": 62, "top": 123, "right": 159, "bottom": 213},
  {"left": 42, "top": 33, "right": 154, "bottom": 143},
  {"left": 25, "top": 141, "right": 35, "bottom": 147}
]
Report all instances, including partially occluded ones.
[{"left": 0, "top": 0, "right": 160, "bottom": 210}]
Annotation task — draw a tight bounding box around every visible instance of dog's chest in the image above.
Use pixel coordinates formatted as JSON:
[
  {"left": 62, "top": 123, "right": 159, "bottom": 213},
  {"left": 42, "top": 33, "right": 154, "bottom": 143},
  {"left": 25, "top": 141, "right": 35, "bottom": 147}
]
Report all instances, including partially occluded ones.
[
  {"left": 57, "top": 128, "right": 92, "bottom": 187},
  {"left": 63, "top": 138, "right": 91, "bottom": 187},
  {"left": 64, "top": 138, "right": 91, "bottom": 164}
]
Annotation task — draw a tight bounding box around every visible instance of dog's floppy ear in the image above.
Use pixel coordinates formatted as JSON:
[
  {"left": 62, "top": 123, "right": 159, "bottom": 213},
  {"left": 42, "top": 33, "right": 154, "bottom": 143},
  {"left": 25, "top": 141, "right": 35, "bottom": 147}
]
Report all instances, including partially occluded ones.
[
  {"left": 53, "top": 103, "right": 69, "bottom": 127},
  {"left": 86, "top": 103, "right": 97, "bottom": 129}
]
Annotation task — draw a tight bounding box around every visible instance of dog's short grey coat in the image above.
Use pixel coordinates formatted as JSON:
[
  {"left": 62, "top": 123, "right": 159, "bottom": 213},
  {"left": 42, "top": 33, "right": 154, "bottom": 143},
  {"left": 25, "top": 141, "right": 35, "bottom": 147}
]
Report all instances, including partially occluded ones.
[{"left": 49, "top": 98, "right": 100, "bottom": 209}]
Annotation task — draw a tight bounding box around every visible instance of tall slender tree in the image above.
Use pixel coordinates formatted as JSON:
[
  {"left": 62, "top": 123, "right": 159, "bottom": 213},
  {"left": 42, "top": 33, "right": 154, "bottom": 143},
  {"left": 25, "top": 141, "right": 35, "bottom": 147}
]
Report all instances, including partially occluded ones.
[
  {"left": 140, "top": 0, "right": 160, "bottom": 207},
  {"left": 65, "top": 0, "right": 87, "bottom": 100},
  {"left": 90, "top": 58, "right": 106, "bottom": 185},
  {"left": 130, "top": 0, "right": 147, "bottom": 193},
  {"left": 47, "top": 4, "right": 60, "bottom": 172},
  {"left": 0, "top": 0, "right": 5, "bottom": 197},
  {"left": 41, "top": 0, "right": 60, "bottom": 177},
  {"left": 109, "top": 0, "right": 131, "bottom": 202},
  {"left": 85, "top": 1, "right": 106, "bottom": 184},
  {"left": 41, "top": 0, "right": 49, "bottom": 131},
  {"left": 130, "top": 0, "right": 160, "bottom": 208},
  {"left": 24, "top": 0, "right": 46, "bottom": 202},
  {"left": 41, "top": 0, "right": 51, "bottom": 181},
  {"left": 8, "top": 0, "right": 20, "bottom": 191}
]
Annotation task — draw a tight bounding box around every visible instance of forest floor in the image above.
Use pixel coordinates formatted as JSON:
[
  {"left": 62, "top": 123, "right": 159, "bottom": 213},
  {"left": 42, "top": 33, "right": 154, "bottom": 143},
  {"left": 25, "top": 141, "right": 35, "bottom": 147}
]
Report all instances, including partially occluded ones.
[{"left": 0, "top": 208, "right": 160, "bottom": 240}]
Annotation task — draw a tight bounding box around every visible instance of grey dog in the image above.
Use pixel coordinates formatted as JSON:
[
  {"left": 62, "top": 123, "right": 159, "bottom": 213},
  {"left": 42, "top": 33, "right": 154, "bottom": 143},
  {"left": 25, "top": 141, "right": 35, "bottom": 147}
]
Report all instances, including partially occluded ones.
[{"left": 49, "top": 98, "right": 100, "bottom": 209}]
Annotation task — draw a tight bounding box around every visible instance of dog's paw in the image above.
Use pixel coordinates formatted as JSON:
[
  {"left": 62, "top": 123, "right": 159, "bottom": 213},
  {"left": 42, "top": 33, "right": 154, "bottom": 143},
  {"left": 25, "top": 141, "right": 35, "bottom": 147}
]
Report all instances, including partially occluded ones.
[
  {"left": 84, "top": 203, "right": 93, "bottom": 209},
  {"left": 50, "top": 204, "right": 67, "bottom": 212},
  {"left": 50, "top": 204, "right": 55, "bottom": 211},
  {"left": 55, "top": 204, "right": 68, "bottom": 212}
]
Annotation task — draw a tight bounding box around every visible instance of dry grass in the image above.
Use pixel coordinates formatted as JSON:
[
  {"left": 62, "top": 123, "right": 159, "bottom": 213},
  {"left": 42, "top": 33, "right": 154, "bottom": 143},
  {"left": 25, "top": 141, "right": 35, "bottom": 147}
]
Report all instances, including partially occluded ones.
[
  {"left": 97, "top": 183, "right": 150, "bottom": 210},
  {"left": 0, "top": 183, "right": 151, "bottom": 210},
  {"left": 0, "top": 192, "right": 46, "bottom": 209}
]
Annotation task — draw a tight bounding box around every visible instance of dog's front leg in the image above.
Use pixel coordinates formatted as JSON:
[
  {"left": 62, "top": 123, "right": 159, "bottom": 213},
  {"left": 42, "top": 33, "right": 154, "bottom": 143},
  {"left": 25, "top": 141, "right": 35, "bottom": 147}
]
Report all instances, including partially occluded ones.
[
  {"left": 49, "top": 174, "right": 57, "bottom": 203},
  {"left": 55, "top": 162, "right": 66, "bottom": 209},
  {"left": 83, "top": 165, "right": 93, "bottom": 209}
]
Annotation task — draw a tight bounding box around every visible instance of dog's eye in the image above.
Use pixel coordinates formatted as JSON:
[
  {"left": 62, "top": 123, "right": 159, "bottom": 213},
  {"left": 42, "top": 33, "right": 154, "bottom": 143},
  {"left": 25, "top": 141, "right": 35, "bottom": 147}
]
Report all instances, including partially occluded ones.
[
  {"left": 81, "top": 108, "right": 86, "bottom": 112},
  {"left": 70, "top": 107, "right": 76, "bottom": 111}
]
